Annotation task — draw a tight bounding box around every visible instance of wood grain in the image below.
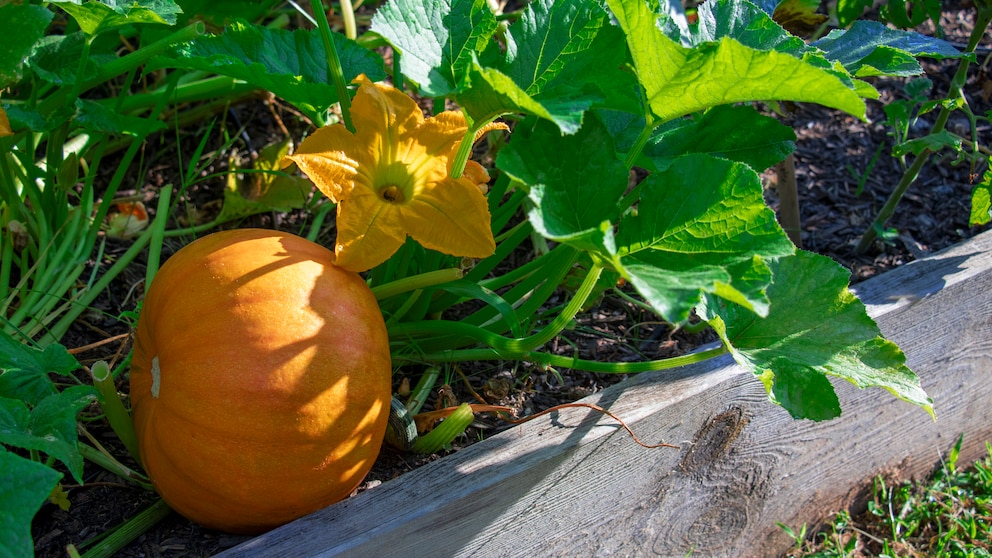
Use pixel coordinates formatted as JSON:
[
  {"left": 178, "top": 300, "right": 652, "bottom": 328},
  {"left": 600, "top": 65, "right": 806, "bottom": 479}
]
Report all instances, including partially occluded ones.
[{"left": 220, "top": 229, "right": 992, "bottom": 558}]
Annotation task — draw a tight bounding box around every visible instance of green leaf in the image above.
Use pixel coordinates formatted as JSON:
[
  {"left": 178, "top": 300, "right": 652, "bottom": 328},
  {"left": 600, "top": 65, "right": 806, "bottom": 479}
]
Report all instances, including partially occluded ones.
[
  {"left": 701, "top": 250, "right": 934, "bottom": 421},
  {"left": 371, "top": 0, "right": 498, "bottom": 97},
  {"left": 835, "top": 0, "right": 873, "bottom": 26},
  {"left": 606, "top": 0, "right": 866, "bottom": 122},
  {"left": 0, "top": 3, "right": 53, "bottom": 88},
  {"left": 812, "top": 20, "right": 965, "bottom": 76},
  {"left": 155, "top": 20, "right": 385, "bottom": 122},
  {"left": 496, "top": 0, "right": 636, "bottom": 125},
  {"left": 971, "top": 165, "right": 992, "bottom": 226},
  {"left": 217, "top": 139, "right": 309, "bottom": 222},
  {"left": 455, "top": 62, "right": 559, "bottom": 130},
  {"left": 0, "top": 450, "right": 62, "bottom": 558},
  {"left": 892, "top": 129, "right": 963, "bottom": 157},
  {"left": 502, "top": 0, "right": 608, "bottom": 94},
  {"left": 693, "top": 0, "right": 810, "bottom": 55},
  {"left": 54, "top": 0, "right": 183, "bottom": 36},
  {"left": 616, "top": 154, "right": 794, "bottom": 322},
  {"left": 75, "top": 99, "right": 167, "bottom": 137},
  {"left": 497, "top": 115, "right": 628, "bottom": 251},
  {"left": 0, "top": 334, "right": 80, "bottom": 406},
  {"left": 642, "top": 104, "right": 796, "bottom": 172},
  {"left": 0, "top": 386, "right": 97, "bottom": 484}
]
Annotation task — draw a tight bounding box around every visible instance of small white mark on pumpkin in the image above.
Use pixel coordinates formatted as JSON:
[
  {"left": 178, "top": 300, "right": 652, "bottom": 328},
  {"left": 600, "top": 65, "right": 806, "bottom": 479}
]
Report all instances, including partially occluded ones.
[{"left": 151, "top": 356, "right": 161, "bottom": 398}]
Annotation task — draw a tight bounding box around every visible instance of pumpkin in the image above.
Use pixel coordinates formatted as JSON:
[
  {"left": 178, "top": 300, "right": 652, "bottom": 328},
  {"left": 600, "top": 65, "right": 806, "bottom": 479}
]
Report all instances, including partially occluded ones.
[{"left": 129, "top": 229, "right": 391, "bottom": 534}]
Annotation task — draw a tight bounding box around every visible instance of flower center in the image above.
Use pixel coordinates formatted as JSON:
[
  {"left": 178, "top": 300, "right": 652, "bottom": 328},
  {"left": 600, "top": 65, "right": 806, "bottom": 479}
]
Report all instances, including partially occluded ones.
[{"left": 379, "top": 185, "right": 406, "bottom": 203}]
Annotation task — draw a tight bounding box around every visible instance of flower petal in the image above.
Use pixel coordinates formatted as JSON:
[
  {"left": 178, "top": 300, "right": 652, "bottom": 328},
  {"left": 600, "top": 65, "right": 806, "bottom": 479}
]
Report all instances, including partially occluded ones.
[
  {"left": 403, "top": 176, "right": 496, "bottom": 259},
  {"left": 415, "top": 111, "right": 469, "bottom": 158},
  {"left": 281, "top": 125, "right": 364, "bottom": 202},
  {"left": 351, "top": 76, "right": 425, "bottom": 150},
  {"left": 332, "top": 189, "right": 408, "bottom": 272}
]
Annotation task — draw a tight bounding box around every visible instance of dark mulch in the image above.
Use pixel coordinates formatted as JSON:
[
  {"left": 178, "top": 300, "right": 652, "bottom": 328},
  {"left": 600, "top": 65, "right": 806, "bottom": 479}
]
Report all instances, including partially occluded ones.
[{"left": 29, "top": 4, "right": 991, "bottom": 557}]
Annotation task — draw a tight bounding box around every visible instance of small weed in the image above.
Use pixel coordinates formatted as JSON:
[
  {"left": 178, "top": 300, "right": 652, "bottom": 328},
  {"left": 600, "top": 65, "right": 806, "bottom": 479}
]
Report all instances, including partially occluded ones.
[{"left": 784, "top": 438, "right": 992, "bottom": 557}]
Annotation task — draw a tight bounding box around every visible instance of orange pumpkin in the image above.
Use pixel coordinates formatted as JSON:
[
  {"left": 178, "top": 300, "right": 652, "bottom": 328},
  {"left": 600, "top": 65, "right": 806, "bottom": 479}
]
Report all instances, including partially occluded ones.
[{"left": 129, "top": 229, "right": 391, "bottom": 534}]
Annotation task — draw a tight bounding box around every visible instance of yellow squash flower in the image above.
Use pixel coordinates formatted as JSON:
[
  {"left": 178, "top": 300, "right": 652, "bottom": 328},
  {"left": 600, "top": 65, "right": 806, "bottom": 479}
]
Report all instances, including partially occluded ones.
[{"left": 282, "top": 76, "right": 505, "bottom": 272}]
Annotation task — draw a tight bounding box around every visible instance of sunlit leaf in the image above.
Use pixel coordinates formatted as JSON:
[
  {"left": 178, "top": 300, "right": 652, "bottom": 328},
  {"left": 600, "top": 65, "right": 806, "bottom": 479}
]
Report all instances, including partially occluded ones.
[
  {"left": 971, "top": 165, "right": 992, "bottom": 226},
  {"left": 53, "top": 0, "right": 183, "bottom": 36},
  {"left": 616, "top": 154, "right": 794, "bottom": 322},
  {"left": 606, "top": 0, "right": 866, "bottom": 123},
  {"left": 701, "top": 251, "right": 933, "bottom": 421},
  {"left": 372, "top": 0, "right": 497, "bottom": 97},
  {"left": 693, "top": 0, "right": 810, "bottom": 55}
]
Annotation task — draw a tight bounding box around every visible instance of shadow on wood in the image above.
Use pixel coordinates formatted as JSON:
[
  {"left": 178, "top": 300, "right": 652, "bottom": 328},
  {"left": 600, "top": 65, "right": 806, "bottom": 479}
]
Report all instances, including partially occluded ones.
[{"left": 220, "top": 229, "right": 992, "bottom": 558}]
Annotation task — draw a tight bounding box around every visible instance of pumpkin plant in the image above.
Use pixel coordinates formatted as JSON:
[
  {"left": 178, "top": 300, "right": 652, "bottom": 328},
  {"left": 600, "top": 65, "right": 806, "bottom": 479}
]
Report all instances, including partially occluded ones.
[
  {"left": 129, "top": 229, "right": 392, "bottom": 534},
  {"left": 2, "top": 0, "right": 980, "bottom": 552}
]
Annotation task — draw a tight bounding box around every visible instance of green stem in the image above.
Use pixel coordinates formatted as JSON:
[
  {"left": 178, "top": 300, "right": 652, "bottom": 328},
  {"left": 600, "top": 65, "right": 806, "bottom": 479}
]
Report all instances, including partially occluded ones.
[
  {"left": 388, "top": 260, "right": 602, "bottom": 355},
  {"left": 340, "top": 0, "right": 357, "bottom": 40},
  {"left": 401, "top": 345, "right": 729, "bottom": 373},
  {"left": 42, "top": 210, "right": 159, "bottom": 345},
  {"left": 90, "top": 360, "right": 141, "bottom": 465},
  {"left": 372, "top": 268, "right": 464, "bottom": 300},
  {"left": 311, "top": 0, "right": 353, "bottom": 131},
  {"left": 406, "top": 366, "right": 440, "bottom": 414},
  {"left": 855, "top": 7, "right": 992, "bottom": 253},
  {"left": 78, "top": 499, "right": 172, "bottom": 558},
  {"left": 76, "top": 443, "right": 151, "bottom": 488},
  {"left": 145, "top": 185, "right": 174, "bottom": 294}
]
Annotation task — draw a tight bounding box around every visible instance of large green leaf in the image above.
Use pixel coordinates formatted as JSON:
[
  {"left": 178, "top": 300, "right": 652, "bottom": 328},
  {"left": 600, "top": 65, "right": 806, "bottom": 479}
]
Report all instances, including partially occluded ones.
[
  {"left": 606, "top": 0, "right": 866, "bottom": 122},
  {"left": 155, "top": 20, "right": 385, "bottom": 121},
  {"left": 454, "top": 62, "right": 560, "bottom": 130},
  {"left": 642, "top": 104, "right": 796, "bottom": 172},
  {"left": 497, "top": 115, "right": 627, "bottom": 253},
  {"left": 54, "top": 0, "right": 182, "bottom": 36},
  {"left": 371, "top": 0, "right": 497, "bottom": 97},
  {"left": 812, "top": 20, "right": 964, "bottom": 77},
  {"left": 0, "top": 386, "right": 97, "bottom": 484},
  {"left": 0, "top": 334, "right": 79, "bottom": 406},
  {"left": 701, "top": 250, "right": 933, "bottom": 421},
  {"left": 502, "top": 0, "right": 607, "bottom": 94},
  {"left": 0, "top": 450, "right": 61, "bottom": 558},
  {"left": 0, "top": 3, "right": 53, "bottom": 88},
  {"left": 692, "top": 0, "right": 810, "bottom": 56},
  {"left": 616, "top": 154, "right": 794, "bottom": 322},
  {"left": 494, "top": 0, "right": 635, "bottom": 127}
]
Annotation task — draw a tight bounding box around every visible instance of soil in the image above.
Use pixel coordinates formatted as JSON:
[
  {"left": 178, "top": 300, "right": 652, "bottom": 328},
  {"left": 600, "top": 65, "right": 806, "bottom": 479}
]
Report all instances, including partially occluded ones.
[{"left": 27, "top": 2, "right": 991, "bottom": 557}]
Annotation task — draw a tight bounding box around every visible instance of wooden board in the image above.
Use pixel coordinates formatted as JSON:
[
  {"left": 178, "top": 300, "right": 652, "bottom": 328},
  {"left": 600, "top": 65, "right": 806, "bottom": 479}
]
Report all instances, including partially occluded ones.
[{"left": 221, "top": 229, "right": 992, "bottom": 557}]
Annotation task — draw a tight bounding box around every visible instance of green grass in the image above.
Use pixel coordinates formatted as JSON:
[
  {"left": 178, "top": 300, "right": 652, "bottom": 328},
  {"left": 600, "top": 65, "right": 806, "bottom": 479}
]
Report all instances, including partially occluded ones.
[{"left": 783, "top": 438, "right": 992, "bottom": 558}]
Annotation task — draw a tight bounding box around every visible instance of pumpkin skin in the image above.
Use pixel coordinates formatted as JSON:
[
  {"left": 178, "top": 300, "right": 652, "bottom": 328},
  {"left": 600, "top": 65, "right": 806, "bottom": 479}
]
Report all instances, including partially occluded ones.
[{"left": 130, "top": 229, "right": 391, "bottom": 534}]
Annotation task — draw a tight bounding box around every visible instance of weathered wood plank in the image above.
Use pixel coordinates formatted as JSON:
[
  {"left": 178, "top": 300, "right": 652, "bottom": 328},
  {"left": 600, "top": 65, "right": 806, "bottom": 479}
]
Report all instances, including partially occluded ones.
[{"left": 221, "top": 229, "right": 992, "bottom": 558}]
